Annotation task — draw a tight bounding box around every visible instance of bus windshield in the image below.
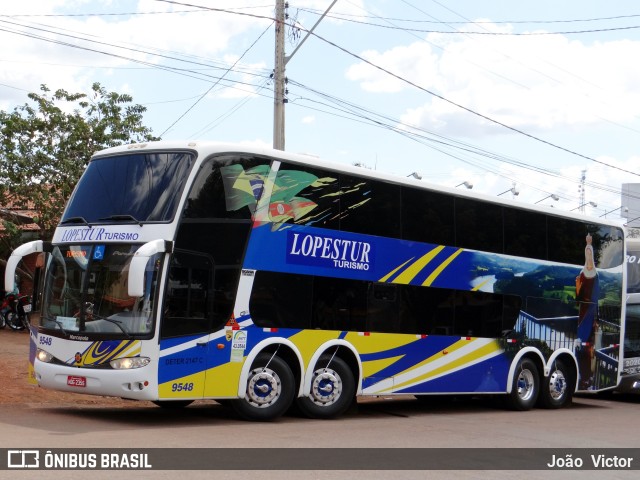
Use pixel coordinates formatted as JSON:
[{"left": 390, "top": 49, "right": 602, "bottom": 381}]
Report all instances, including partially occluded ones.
[
  {"left": 40, "top": 244, "right": 162, "bottom": 336},
  {"left": 61, "top": 151, "right": 195, "bottom": 224}
]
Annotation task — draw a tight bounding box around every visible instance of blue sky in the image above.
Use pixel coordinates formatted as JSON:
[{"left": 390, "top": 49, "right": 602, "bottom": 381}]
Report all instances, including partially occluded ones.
[{"left": 2, "top": 0, "right": 640, "bottom": 219}]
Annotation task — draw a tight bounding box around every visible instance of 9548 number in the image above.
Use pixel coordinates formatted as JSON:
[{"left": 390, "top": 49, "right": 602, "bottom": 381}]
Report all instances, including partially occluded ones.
[{"left": 171, "top": 382, "right": 194, "bottom": 392}]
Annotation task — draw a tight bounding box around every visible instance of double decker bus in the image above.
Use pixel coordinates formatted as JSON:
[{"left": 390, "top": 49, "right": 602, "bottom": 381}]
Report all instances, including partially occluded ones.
[{"left": 5, "top": 141, "right": 626, "bottom": 420}]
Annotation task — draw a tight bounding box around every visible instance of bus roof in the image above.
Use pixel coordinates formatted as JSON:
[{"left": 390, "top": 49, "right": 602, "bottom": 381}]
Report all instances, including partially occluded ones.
[{"left": 93, "top": 140, "right": 625, "bottom": 229}]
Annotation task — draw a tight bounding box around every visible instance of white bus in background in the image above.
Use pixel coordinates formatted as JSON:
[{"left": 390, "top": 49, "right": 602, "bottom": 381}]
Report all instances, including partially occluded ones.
[{"left": 621, "top": 238, "right": 640, "bottom": 393}]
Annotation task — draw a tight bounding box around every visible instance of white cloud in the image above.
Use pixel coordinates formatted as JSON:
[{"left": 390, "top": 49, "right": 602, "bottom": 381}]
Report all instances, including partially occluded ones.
[
  {"left": 346, "top": 23, "right": 640, "bottom": 137},
  {"left": 302, "top": 115, "right": 315, "bottom": 124}
]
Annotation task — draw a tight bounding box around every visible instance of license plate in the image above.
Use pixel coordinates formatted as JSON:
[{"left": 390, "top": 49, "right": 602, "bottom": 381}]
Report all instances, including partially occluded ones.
[
  {"left": 23, "top": 304, "right": 32, "bottom": 313},
  {"left": 67, "top": 375, "right": 87, "bottom": 387}
]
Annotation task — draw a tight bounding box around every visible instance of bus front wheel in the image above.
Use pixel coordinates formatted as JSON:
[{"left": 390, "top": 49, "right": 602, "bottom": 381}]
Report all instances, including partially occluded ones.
[
  {"left": 296, "top": 355, "right": 355, "bottom": 419},
  {"left": 506, "top": 358, "right": 539, "bottom": 411},
  {"left": 539, "top": 359, "right": 574, "bottom": 409},
  {"left": 232, "top": 353, "right": 295, "bottom": 421}
]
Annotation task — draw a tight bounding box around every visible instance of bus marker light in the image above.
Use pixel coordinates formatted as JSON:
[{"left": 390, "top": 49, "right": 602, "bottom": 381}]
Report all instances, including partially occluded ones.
[
  {"left": 443, "top": 350, "right": 448, "bottom": 355},
  {"left": 263, "top": 328, "right": 278, "bottom": 332},
  {"left": 358, "top": 332, "right": 371, "bottom": 336},
  {"left": 217, "top": 344, "right": 225, "bottom": 349}
]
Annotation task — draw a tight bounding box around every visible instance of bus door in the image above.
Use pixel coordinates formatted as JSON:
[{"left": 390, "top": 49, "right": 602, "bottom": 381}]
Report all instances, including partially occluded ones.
[{"left": 157, "top": 250, "right": 215, "bottom": 400}]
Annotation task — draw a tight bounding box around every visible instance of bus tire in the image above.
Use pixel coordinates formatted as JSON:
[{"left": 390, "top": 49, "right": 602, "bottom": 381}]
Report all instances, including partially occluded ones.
[
  {"left": 539, "top": 359, "right": 573, "bottom": 409},
  {"left": 232, "top": 353, "right": 295, "bottom": 421},
  {"left": 296, "top": 355, "right": 355, "bottom": 419},
  {"left": 506, "top": 358, "right": 539, "bottom": 411},
  {"left": 152, "top": 400, "right": 194, "bottom": 409}
]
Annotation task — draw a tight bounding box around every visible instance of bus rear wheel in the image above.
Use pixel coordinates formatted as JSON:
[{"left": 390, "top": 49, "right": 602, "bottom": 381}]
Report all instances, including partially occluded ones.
[
  {"left": 296, "top": 355, "right": 355, "bottom": 419},
  {"left": 506, "top": 358, "right": 539, "bottom": 411},
  {"left": 539, "top": 359, "right": 574, "bottom": 409},
  {"left": 232, "top": 353, "right": 295, "bottom": 421}
]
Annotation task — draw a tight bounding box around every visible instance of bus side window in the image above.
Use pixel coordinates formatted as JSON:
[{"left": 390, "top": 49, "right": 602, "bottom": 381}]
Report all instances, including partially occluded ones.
[{"left": 161, "top": 252, "right": 213, "bottom": 338}]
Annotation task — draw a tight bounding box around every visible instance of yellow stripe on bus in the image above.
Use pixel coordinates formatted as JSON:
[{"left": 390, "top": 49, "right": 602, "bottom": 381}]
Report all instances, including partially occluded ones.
[
  {"left": 379, "top": 257, "right": 415, "bottom": 283},
  {"left": 381, "top": 339, "right": 502, "bottom": 393},
  {"left": 362, "top": 355, "right": 405, "bottom": 378},
  {"left": 392, "top": 245, "right": 446, "bottom": 284},
  {"left": 422, "top": 248, "right": 463, "bottom": 286},
  {"left": 343, "top": 332, "right": 417, "bottom": 354},
  {"left": 203, "top": 362, "right": 244, "bottom": 397}
]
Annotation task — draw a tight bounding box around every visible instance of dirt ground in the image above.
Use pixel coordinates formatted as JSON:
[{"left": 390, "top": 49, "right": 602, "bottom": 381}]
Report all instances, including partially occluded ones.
[{"left": 0, "top": 327, "right": 137, "bottom": 407}]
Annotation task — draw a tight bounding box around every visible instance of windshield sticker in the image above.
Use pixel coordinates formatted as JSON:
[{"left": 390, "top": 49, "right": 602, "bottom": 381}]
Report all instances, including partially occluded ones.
[{"left": 93, "top": 245, "right": 105, "bottom": 261}]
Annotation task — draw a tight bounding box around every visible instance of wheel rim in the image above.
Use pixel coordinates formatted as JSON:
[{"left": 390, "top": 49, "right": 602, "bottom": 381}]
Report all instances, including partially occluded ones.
[
  {"left": 246, "top": 367, "right": 281, "bottom": 408},
  {"left": 548, "top": 369, "right": 567, "bottom": 401},
  {"left": 310, "top": 368, "right": 342, "bottom": 406},
  {"left": 516, "top": 368, "right": 535, "bottom": 402}
]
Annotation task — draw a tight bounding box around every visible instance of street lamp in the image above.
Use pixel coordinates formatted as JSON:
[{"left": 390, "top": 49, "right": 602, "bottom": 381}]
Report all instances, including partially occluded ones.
[
  {"left": 407, "top": 172, "right": 422, "bottom": 180},
  {"left": 570, "top": 201, "right": 597, "bottom": 212},
  {"left": 498, "top": 185, "right": 519, "bottom": 197},
  {"left": 599, "top": 206, "right": 628, "bottom": 218},
  {"left": 534, "top": 194, "right": 559, "bottom": 204},
  {"left": 455, "top": 181, "right": 473, "bottom": 189}
]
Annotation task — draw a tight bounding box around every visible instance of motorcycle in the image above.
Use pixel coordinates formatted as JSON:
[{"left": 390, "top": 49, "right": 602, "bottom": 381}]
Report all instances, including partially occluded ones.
[{"left": 0, "top": 293, "right": 31, "bottom": 331}]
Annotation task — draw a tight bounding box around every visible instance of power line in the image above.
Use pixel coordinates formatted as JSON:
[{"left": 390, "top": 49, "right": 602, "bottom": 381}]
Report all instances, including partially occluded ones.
[
  {"left": 158, "top": 23, "right": 272, "bottom": 137},
  {"left": 296, "top": 6, "right": 640, "bottom": 35},
  {"left": 298, "top": 27, "right": 640, "bottom": 178},
  {"left": 297, "top": 6, "right": 640, "bottom": 26}
]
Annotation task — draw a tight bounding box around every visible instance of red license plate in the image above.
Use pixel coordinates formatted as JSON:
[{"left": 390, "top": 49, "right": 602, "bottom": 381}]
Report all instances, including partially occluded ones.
[{"left": 67, "top": 375, "right": 87, "bottom": 387}]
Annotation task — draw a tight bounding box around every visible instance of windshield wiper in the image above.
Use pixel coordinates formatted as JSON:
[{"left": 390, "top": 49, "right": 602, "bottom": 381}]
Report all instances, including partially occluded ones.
[
  {"left": 43, "top": 315, "right": 70, "bottom": 336},
  {"left": 60, "top": 216, "right": 92, "bottom": 227},
  {"left": 98, "top": 214, "right": 143, "bottom": 226},
  {"left": 87, "top": 314, "right": 133, "bottom": 338}
]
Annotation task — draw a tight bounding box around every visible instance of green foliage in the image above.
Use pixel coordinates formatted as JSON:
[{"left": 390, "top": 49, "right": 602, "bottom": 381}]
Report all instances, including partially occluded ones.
[
  {"left": 0, "top": 83, "right": 159, "bottom": 241},
  {"left": 0, "top": 220, "right": 22, "bottom": 260}
]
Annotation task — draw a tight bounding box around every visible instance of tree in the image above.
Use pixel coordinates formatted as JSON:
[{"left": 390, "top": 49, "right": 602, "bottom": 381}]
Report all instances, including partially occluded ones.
[
  {"left": 0, "top": 83, "right": 159, "bottom": 246},
  {"left": 0, "top": 83, "right": 160, "bottom": 284}
]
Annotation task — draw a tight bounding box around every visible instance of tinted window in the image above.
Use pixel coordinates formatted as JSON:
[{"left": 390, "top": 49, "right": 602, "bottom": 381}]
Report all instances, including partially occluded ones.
[
  {"left": 162, "top": 251, "right": 212, "bottom": 338},
  {"left": 627, "top": 246, "right": 640, "bottom": 294},
  {"left": 177, "top": 155, "right": 271, "bottom": 330},
  {"left": 504, "top": 208, "right": 547, "bottom": 259},
  {"left": 185, "top": 154, "right": 270, "bottom": 220},
  {"left": 593, "top": 226, "right": 624, "bottom": 269},
  {"left": 546, "top": 216, "right": 584, "bottom": 264},
  {"left": 402, "top": 188, "right": 455, "bottom": 245},
  {"left": 250, "top": 271, "right": 520, "bottom": 337},
  {"left": 455, "top": 198, "right": 503, "bottom": 253},
  {"left": 267, "top": 163, "right": 341, "bottom": 229},
  {"left": 339, "top": 175, "right": 401, "bottom": 238},
  {"left": 63, "top": 151, "right": 195, "bottom": 223},
  {"left": 250, "top": 272, "right": 313, "bottom": 329}
]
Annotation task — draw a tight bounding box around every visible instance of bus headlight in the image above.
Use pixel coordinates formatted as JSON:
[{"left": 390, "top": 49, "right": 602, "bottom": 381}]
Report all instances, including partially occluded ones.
[
  {"left": 36, "top": 349, "right": 54, "bottom": 363},
  {"left": 109, "top": 357, "right": 151, "bottom": 370}
]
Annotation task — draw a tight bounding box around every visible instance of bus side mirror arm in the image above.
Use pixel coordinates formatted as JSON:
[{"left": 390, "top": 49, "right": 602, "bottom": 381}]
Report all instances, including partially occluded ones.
[
  {"left": 4, "top": 240, "right": 49, "bottom": 292},
  {"left": 128, "top": 240, "right": 174, "bottom": 298}
]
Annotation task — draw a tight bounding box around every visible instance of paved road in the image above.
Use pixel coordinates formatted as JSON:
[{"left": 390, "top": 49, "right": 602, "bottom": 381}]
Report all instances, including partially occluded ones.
[{"left": 0, "top": 392, "right": 638, "bottom": 480}]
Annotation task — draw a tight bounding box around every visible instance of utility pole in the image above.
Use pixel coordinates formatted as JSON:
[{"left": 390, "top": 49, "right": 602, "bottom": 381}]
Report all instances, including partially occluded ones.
[
  {"left": 273, "top": 0, "right": 286, "bottom": 150},
  {"left": 272, "top": 0, "right": 337, "bottom": 151},
  {"left": 578, "top": 170, "right": 586, "bottom": 213}
]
